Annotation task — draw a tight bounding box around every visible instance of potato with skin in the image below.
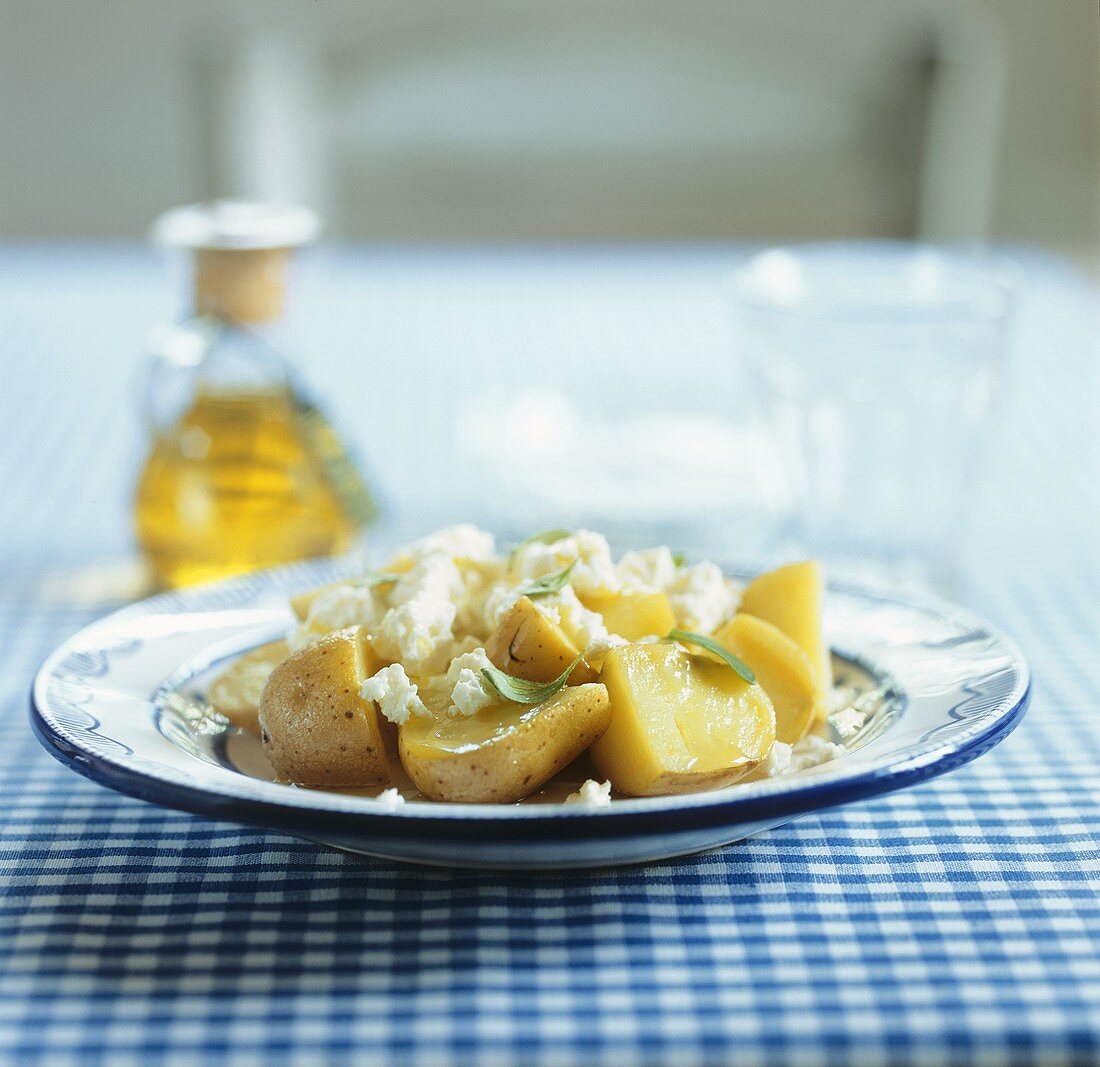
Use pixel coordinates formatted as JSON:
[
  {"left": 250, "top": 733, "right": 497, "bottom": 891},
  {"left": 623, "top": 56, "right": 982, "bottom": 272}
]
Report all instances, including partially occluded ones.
[
  {"left": 711, "top": 614, "right": 818, "bottom": 743},
  {"left": 485, "top": 596, "right": 598, "bottom": 685},
  {"left": 740, "top": 561, "right": 833, "bottom": 710},
  {"left": 259, "top": 627, "right": 394, "bottom": 788},
  {"left": 591, "top": 643, "right": 775, "bottom": 796},
  {"left": 580, "top": 589, "right": 676, "bottom": 642},
  {"left": 399, "top": 684, "right": 611, "bottom": 803},
  {"left": 207, "top": 640, "right": 289, "bottom": 734}
]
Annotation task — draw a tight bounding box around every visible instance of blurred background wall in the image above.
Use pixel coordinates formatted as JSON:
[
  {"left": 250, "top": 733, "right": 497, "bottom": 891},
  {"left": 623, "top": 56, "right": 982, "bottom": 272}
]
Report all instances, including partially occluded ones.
[{"left": 0, "top": 0, "right": 1096, "bottom": 268}]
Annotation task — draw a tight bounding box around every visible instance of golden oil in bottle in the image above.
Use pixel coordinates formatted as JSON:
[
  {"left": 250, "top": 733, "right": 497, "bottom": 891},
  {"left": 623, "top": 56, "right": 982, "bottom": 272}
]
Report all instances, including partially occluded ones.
[{"left": 134, "top": 203, "right": 377, "bottom": 589}]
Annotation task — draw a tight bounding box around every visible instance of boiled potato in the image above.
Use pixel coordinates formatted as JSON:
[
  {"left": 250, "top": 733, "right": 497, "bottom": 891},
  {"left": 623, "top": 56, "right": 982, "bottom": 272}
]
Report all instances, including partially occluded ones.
[
  {"left": 207, "top": 640, "right": 289, "bottom": 734},
  {"left": 259, "top": 627, "right": 394, "bottom": 788},
  {"left": 740, "top": 561, "right": 833, "bottom": 707},
  {"left": 485, "top": 596, "right": 598, "bottom": 685},
  {"left": 591, "top": 643, "right": 775, "bottom": 796},
  {"left": 399, "top": 683, "right": 611, "bottom": 803},
  {"left": 580, "top": 589, "right": 676, "bottom": 642},
  {"left": 711, "top": 614, "right": 817, "bottom": 743}
]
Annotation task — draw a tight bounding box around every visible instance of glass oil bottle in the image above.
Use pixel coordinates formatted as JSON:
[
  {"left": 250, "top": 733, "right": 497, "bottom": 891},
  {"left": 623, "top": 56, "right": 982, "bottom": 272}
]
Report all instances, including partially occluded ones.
[{"left": 134, "top": 202, "right": 377, "bottom": 589}]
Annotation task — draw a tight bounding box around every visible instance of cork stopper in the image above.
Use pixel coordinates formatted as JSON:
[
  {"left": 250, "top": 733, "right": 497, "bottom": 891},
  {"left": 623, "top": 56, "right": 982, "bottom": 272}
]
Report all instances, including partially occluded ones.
[
  {"left": 152, "top": 201, "right": 320, "bottom": 325},
  {"left": 193, "top": 247, "right": 290, "bottom": 324}
]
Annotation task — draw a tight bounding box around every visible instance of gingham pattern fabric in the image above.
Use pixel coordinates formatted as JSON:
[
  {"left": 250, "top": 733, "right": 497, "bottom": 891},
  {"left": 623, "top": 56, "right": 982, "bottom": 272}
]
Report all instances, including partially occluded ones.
[{"left": 1, "top": 247, "right": 1097, "bottom": 1065}]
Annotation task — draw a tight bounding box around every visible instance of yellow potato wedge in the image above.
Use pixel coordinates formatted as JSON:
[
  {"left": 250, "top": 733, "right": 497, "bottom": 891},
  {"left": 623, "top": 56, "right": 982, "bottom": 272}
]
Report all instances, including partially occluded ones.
[
  {"left": 485, "top": 596, "right": 598, "bottom": 685},
  {"left": 591, "top": 643, "right": 775, "bottom": 796},
  {"left": 581, "top": 589, "right": 676, "bottom": 642},
  {"left": 740, "top": 561, "right": 833, "bottom": 707},
  {"left": 207, "top": 640, "right": 289, "bottom": 734},
  {"left": 399, "top": 683, "right": 611, "bottom": 803},
  {"left": 711, "top": 614, "right": 817, "bottom": 743},
  {"left": 259, "top": 627, "right": 394, "bottom": 788}
]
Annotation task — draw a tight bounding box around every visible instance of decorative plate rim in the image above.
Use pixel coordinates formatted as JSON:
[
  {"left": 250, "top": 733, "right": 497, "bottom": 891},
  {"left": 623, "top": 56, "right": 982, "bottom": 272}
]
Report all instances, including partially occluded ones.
[{"left": 30, "top": 559, "right": 1031, "bottom": 830}]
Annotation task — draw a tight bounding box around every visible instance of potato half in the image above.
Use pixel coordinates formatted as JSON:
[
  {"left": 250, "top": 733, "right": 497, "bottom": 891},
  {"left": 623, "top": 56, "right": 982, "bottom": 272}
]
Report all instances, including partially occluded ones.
[
  {"left": 711, "top": 614, "right": 818, "bottom": 744},
  {"left": 591, "top": 643, "right": 775, "bottom": 796},
  {"left": 580, "top": 589, "right": 676, "bottom": 642},
  {"left": 740, "top": 561, "right": 832, "bottom": 705},
  {"left": 259, "top": 627, "right": 394, "bottom": 788},
  {"left": 399, "top": 683, "right": 611, "bottom": 804},
  {"left": 207, "top": 640, "right": 289, "bottom": 734},
  {"left": 485, "top": 596, "right": 597, "bottom": 685}
]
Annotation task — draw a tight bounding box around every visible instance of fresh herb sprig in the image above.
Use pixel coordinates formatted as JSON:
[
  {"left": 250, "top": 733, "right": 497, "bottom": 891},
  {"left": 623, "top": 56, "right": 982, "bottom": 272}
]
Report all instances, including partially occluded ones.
[
  {"left": 480, "top": 654, "right": 583, "bottom": 705},
  {"left": 518, "top": 559, "right": 578, "bottom": 599},
  {"left": 354, "top": 570, "right": 403, "bottom": 589},
  {"left": 667, "top": 628, "right": 756, "bottom": 684}
]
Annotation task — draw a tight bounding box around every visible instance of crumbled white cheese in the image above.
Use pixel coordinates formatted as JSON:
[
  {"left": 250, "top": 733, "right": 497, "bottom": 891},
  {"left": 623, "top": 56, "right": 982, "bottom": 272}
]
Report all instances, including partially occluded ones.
[
  {"left": 510, "top": 528, "right": 620, "bottom": 596},
  {"left": 360, "top": 663, "right": 430, "bottom": 725},
  {"left": 616, "top": 546, "right": 680, "bottom": 592},
  {"left": 288, "top": 583, "right": 384, "bottom": 651},
  {"left": 387, "top": 554, "right": 464, "bottom": 609},
  {"left": 545, "top": 586, "right": 626, "bottom": 669},
  {"left": 760, "top": 741, "right": 793, "bottom": 778},
  {"left": 374, "top": 787, "right": 406, "bottom": 808},
  {"left": 391, "top": 524, "right": 497, "bottom": 565},
  {"left": 482, "top": 582, "right": 524, "bottom": 632},
  {"left": 565, "top": 779, "right": 613, "bottom": 807},
  {"left": 666, "top": 560, "right": 741, "bottom": 634},
  {"left": 372, "top": 593, "right": 457, "bottom": 674},
  {"left": 830, "top": 706, "right": 865, "bottom": 741},
  {"left": 789, "top": 733, "right": 845, "bottom": 772},
  {"left": 445, "top": 647, "right": 497, "bottom": 717}
]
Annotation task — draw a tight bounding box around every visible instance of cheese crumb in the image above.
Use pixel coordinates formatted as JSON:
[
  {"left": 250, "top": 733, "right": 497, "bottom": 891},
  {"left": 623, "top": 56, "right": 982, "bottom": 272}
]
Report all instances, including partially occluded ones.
[
  {"left": 360, "top": 663, "right": 430, "bottom": 725},
  {"left": 564, "top": 779, "right": 613, "bottom": 807},
  {"left": 445, "top": 647, "right": 496, "bottom": 717},
  {"left": 617, "top": 546, "right": 679, "bottom": 591},
  {"left": 288, "top": 583, "right": 383, "bottom": 651},
  {"left": 789, "top": 733, "right": 844, "bottom": 772},
  {"left": 374, "top": 787, "right": 406, "bottom": 808},
  {"left": 547, "top": 586, "right": 627, "bottom": 669},
  {"left": 391, "top": 524, "right": 497, "bottom": 565},
  {"left": 761, "top": 741, "right": 793, "bottom": 778},
  {"left": 510, "top": 528, "right": 620, "bottom": 596},
  {"left": 666, "top": 560, "right": 741, "bottom": 633},
  {"left": 372, "top": 593, "right": 457, "bottom": 675}
]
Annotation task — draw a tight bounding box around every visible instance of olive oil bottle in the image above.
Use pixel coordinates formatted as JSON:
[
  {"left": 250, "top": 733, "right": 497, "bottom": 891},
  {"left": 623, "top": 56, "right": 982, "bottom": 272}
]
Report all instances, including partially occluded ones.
[{"left": 134, "top": 202, "right": 377, "bottom": 589}]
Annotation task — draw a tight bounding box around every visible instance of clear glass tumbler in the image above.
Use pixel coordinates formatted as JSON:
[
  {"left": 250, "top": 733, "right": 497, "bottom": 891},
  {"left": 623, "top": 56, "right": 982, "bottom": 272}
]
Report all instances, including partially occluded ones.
[{"left": 734, "top": 242, "right": 1016, "bottom": 593}]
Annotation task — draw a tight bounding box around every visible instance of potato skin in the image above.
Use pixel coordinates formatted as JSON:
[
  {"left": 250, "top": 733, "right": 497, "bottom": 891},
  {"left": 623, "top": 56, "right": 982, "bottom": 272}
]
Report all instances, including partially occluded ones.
[
  {"left": 399, "top": 683, "right": 610, "bottom": 804},
  {"left": 613, "top": 764, "right": 757, "bottom": 797},
  {"left": 485, "top": 596, "right": 598, "bottom": 685},
  {"left": 259, "top": 628, "right": 391, "bottom": 788}
]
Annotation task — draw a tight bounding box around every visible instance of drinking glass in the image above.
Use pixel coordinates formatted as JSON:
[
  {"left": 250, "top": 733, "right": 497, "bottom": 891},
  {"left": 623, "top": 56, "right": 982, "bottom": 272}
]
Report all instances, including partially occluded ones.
[{"left": 734, "top": 243, "right": 1016, "bottom": 593}]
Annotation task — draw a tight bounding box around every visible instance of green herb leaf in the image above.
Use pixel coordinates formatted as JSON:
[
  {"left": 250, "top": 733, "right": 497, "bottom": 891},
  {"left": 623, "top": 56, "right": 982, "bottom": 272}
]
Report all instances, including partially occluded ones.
[
  {"left": 671, "top": 551, "right": 688, "bottom": 567},
  {"left": 667, "top": 628, "right": 756, "bottom": 684},
  {"left": 480, "top": 654, "right": 583, "bottom": 705},
  {"left": 355, "top": 570, "right": 403, "bottom": 589},
  {"left": 508, "top": 528, "right": 572, "bottom": 568},
  {"left": 519, "top": 559, "right": 578, "bottom": 599}
]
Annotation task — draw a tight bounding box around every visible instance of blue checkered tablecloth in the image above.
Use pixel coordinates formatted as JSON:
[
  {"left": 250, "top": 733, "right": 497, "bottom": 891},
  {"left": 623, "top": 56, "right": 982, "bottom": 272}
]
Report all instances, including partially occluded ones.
[{"left": 1, "top": 246, "right": 1097, "bottom": 1065}]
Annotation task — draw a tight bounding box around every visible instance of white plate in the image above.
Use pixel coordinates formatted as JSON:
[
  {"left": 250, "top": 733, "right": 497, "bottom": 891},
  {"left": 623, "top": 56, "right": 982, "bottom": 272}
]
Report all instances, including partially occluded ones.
[{"left": 32, "top": 559, "right": 1029, "bottom": 869}]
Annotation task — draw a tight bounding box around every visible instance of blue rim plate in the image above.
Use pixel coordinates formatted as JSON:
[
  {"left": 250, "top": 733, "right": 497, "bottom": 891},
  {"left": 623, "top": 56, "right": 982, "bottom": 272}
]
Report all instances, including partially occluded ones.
[{"left": 30, "top": 559, "right": 1029, "bottom": 869}]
